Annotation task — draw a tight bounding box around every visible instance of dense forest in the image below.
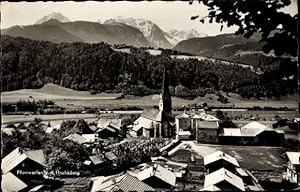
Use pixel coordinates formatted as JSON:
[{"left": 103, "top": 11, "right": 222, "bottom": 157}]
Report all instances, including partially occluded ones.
[{"left": 1, "top": 35, "right": 297, "bottom": 98}]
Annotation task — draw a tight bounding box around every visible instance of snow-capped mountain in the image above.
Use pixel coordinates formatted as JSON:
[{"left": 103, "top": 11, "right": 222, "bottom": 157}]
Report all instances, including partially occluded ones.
[
  {"left": 104, "top": 16, "right": 172, "bottom": 48},
  {"left": 103, "top": 17, "right": 208, "bottom": 48},
  {"left": 35, "top": 12, "right": 70, "bottom": 25},
  {"left": 166, "top": 29, "right": 208, "bottom": 45}
]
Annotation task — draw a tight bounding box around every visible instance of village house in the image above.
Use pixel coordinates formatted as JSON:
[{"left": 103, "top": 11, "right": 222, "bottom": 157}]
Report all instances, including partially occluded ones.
[
  {"left": 175, "top": 110, "right": 220, "bottom": 143},
  {"left": 90, "top": 173, "right": 155, "bottom": 192},
  {"left": 204, "top": 150, "right": 240, "bottom": 174},
  {"left": 1, "top": 147, "right": 47, "bottom": 192},
  {"left": 285, "top": 152, "right": 300, "bottom": 185},
  {"left": 203, "top": 168, "right": 246, "bottom": 191},
  {"left": 129, "top": 163, "right": 176, "bottom": 190},
  {"left": 2, "top": 147, "right": 46, "bottom": 182},
  {"left": 2, "top": 172, "right": 28, "bottom": 192},
  {"left": 97, "top": 116, "right": 122, "bottom": 139},
  {"left": 131, "top": 67, "right": 173, "bottom": 138},
  {"left": 202, "top": 151, "right": 263, "bottom": 191},
  {"left": 219, "top": 121, "right": 285, "bottom": 146},
  {"left": 63, "top": 133, "right": 88, "bottom": 145}
]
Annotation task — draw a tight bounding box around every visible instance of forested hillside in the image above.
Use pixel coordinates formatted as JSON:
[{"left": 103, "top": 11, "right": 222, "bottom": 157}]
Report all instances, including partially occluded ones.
[
  {"left": 173, "top": 33, "right": 296, "bottom": 67},
  {"left": 1, "top": 35, "right": 297, "bottom": 98}
]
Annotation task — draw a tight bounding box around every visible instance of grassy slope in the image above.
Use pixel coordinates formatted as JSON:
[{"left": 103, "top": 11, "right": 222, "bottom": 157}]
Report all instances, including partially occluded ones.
[{"left": 1, "top": 84, "right": 297, "bottom": 109}]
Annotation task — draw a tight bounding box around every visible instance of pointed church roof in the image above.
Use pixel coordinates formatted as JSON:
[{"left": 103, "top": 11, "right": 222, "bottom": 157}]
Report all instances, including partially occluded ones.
[{"left": 161, "top": 65, "right": 170, "bottom": 97}]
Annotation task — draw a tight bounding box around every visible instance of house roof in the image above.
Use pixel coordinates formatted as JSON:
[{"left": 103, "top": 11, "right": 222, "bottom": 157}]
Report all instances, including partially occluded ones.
[
  {"left": 239, "top": 122, "right": 268, "bottom": 137},
  {"left": 2, "top": 128, "right": 16, "bottom": 136},
  {"left": 200, "top": 185, "right": 221, "bottom": 191},
  {"left": 46, "top": 127, "right": 54, "bottom": 134},
  {"left": 141, "top": 107, "right": 162, "bottom": 121},
  {"left": 97, "top": 118, "right": 122, "bottom": 130},
  {"left": 235, "top": 167, "right": 249, "bottom": 177},
  {"left": 204, "top": 168, "right": 245, "bottom": 191},
  {"left": 197, "top": 121, "right": 219, "bottom": 129},
  {"left": 132, "top": 116, "right": 155, "bottom": 131},
  {"left": 89, "top": 154, "right": 105, "bottom": 165},
  {"left": 178, "top": 131, "right": 192, "bottom": 136},
  {"left": 29, "top": 185, "right": 45, "bottom": 192},
  {"left": 63, "top": 133, "right": 87, "bottom": 144},
  {"left": 221, "top": 128, "right": 242, "bottom": 137},
  {"left": 23, "top": 150, "right": 46, "bottom": 167},
  {"left": 286, "top": 152, "right": 300, "bottom": 165},
  {"left": 175, "top": 111, "right": 219, "bottom": 122},
  {"left": 204, "top": 150, "right": 239, "bottom": 167},
  {"left": 91, "top": 174, "right": 155, "bottom": 192},
  {"left": 175, "top": 113, "right": 190, "bottom": 119},
  {"left": 1, "top": 172, "right": 28, "bottom": 192},
  {"left": 195, "top": 113, "right": 219, "bottom": 121},
  {"left": 132, "top": 164, "right": 176, "bottom": 187},
  {"left": 82, "top": 134, "right": 96, "bottom": 143},
  {"left": 89, "top": 125, "right": 98, "bottom": 132},
  {"left": 2, "top": 148, "right": 46, "bottom": 174},
  {"left": 105, "top": 152, "right": 117, "bottom": 161}
]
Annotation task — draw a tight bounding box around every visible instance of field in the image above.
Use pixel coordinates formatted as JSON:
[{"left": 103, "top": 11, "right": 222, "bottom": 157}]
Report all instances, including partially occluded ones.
[
  {"left": 1, "top": 83, "right": 121, "bottom": 104},
  {"left": 183, "top": 141, "right": 286, "bottom": 181},
  {"left": 1, "top": 84, "right": 298, "bottom": 109}
]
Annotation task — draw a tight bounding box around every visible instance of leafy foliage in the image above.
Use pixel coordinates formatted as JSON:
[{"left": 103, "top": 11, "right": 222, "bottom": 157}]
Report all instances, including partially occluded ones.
[{"left": 192, "top": 0, "right": 298, "bottom": 56}]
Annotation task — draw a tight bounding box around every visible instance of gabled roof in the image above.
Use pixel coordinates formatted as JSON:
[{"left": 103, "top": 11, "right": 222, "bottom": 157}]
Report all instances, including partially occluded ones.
[
  {"left": 175, "top": 113, "right": 190, "bottom": 119},
  {"left": 23, "top": 150, "right": 46, "bottom": 167},
  {"left": 204, "top": 151, "right": 239, "bottom": 167},
  {"left": 89, "top": 154, "right": 105, "bottom": 165},
  {"left": 2, "top": 128, "right": 16, "bottom": 136},
  {"left": 241, "top": 121, "right": 268, "bottom": 136},
  {"left": 200, "top": 184, "right": 221, "bottom": 191},
  {"left": 221, "top": 128, "right": 242, "bottom": 137},
  {"left": 98, "top": 118, "right": 122, "bottom": 130},
  {"left": 141, "top": 107, "right": 162, "bottom": 121},
  {"left": 2, "top": 148, "right": 46, "bottom": 174},
  {"left": 63, "top": 133, "right": 87, "bottom": 144},
  {"left": 97, "top": 127, "right": 116, "bottom": 133},
  {"left": 204, "top": 168, "right": 245, "bottom": 191},
  {"left": 29, "top": 185, "right": 45, "bottom": 192},
  {"left": 89, "top": 125, "right": 98, "bottom": 132},
  {"left": 105, "top": 152, "right": 117, "bottom": 161},
  {"left": 132, "top": 164, "right": 176, "bottom": 187},
  {"left": 1, "top": 172, "right": 28, "bottom": 192},
  {"left": 195, "top": 113, "right": 219, "bottom": 121},
  {"left": 132, "top": 116, "right": 155, "bottom": 131},
  {"left": 91, "top": 174, "right": 155, "bottom": 192},
  {"left": 286, "top": 152, "right": 300, "bottom": 165},
  {"left": 198, "top": 121, "right": 219, "bottom": 129},
  {"left": 82, "top": 134, "right": 96, "bottom": 143}
]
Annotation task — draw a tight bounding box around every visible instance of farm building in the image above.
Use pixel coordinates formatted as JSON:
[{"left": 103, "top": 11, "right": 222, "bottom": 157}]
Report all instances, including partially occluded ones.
[
  {"left": 204, "top": 151, "right": 240, "bottom": 174},
  {"left": 96, "top": 113, "right": 123, "bottom": 139},
  {"left": 2, "top": 172, "right": 28, "bottom": 192},
  {"left": 63, "top": 133, "right": 88, "bottom": 145},
  {"left": 175, "top": 110, "right": 219, "bottom": 142},
  {"left": 1, "top": 147, "right": 47, "bottom": 192},
  {"left": 131, "top": 67, "right": 173, "bottom": 138},
  {"left": 285, "top": 152, "right": 300, "bottom": 185},
  {"left": 203, "top": 168, "right": 245, "bottom": 191},
  {"left": 129, "top": 164, "right": 176, "bottom": 190},
  {"left": 202, "top": 151, "right": 263, "bottom": 191},
  {"left": 90, "top": 173, "right": 155, "bottom": 192},
  {"left": 219, "top": 121, "right": 285, "bottom": 146}
]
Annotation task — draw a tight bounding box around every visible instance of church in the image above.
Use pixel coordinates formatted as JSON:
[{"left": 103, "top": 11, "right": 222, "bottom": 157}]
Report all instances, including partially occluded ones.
[{"left": 131, "top": 66, "right": 173, "bottom": 138}]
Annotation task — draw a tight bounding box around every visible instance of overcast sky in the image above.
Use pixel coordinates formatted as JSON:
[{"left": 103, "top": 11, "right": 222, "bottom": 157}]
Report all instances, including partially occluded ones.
[{"left": 1, "top": 1, "right": 298, "bottom": 36}]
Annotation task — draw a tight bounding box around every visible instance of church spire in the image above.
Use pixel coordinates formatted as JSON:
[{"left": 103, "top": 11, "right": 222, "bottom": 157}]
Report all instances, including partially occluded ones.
[
  {"left": 159, "top": 64, "right": 172, "bottom": 113},
  {"left": 162, "top": 64, "right": 170, "bottom": 97}
]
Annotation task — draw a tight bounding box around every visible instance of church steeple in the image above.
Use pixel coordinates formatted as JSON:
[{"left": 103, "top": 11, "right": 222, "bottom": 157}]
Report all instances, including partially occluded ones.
[
  {"left": 156, "top": 64, "right": 173, "bottom": 138},
  {"left": 159, "top": 65, "right": 172, "bottom": 113}
]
